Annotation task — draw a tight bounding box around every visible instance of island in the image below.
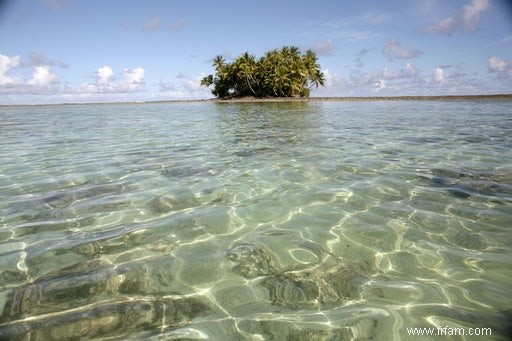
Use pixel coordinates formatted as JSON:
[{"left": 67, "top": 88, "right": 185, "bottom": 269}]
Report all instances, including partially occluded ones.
[{"left": 200, "top": 46, "right": 325, "bottom": 99}]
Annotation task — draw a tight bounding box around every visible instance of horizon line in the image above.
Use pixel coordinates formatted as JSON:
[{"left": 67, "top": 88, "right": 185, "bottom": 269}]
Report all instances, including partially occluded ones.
[{"left": 2, "top": 93, "right": 512, "bottom": 107}]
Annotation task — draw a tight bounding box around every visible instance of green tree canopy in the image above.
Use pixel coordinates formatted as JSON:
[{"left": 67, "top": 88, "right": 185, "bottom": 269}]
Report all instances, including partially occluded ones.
[{"left": 201, "top": 46, "right": 325, "bottom": 98}]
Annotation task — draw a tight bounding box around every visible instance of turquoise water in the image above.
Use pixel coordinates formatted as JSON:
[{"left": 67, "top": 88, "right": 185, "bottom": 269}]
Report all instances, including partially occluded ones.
[{"left": 0, "top": 100, "right": 511, "bottom": 340}]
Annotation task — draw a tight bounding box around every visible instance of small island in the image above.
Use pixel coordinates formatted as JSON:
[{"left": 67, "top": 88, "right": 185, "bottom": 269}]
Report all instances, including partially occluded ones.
[{"left": 201, "top": 46, "right": 325, "bottom": 99}]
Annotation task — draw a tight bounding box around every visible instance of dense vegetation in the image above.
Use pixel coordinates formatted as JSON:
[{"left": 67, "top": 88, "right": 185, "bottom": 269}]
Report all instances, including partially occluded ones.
[{"left": 200, "top": 46, "right": 325, "bottom": 98}]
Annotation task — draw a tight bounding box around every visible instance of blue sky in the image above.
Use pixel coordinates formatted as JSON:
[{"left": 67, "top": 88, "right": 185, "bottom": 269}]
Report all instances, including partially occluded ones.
[{"left": 0, "top": 0, "right": 511, "bottom": 104}]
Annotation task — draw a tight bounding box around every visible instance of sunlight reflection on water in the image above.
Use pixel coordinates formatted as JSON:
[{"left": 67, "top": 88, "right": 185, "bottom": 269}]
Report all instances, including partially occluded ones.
[{"left": 0, "top": 100, "right": 511, "bottom": 339}]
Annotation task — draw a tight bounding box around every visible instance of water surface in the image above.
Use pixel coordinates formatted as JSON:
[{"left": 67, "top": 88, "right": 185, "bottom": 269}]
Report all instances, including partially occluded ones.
[{"left": 1, "top": 100, "right": 511, "bottom": 340}]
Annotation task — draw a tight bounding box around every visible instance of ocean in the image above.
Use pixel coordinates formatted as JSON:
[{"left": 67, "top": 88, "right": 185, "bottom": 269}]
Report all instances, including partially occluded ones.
[{"left": 1, "top": 100, "right": 511, "bottom": 340}]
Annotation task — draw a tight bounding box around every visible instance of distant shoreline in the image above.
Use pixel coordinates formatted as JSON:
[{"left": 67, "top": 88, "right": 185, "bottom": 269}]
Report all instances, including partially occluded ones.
[
  {"left": 2, "top": 94, "right": 512, "bottom": 107},
  {"left": 209, "top": 94, "right": 512, "bottom": 103}
]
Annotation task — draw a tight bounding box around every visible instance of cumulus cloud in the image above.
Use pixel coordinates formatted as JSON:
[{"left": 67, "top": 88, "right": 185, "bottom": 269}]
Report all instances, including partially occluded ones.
[
  {"left": 121, "top": 67, "right": 145, "bottom": 91},
  {"left": 425, "top": 0, "right": 490, "bottom": 35},
  {"left": 97, "top": 66, "right": 114, "bottom": 85},
  {"left": 27, "top": 66, "right": 58, "bottom": 87},
  {"left": 488, "top": 56, "right": 512, "bottom": 78},
  {"left": 383, "top": 39, "right": 422, "bottom": 60},
  {"left": 433, "top": 67, "right": 444, "bottom": 82},
  {"left": 82, "top": 66, "right": 145, "bottom": 93},
  {"left": 0, "top": 53, "right": 59, "bottom": 94},
  {"left": 314, "top": 61, "right": 486, "bottom": 97},
  {"left": 322, "top": 69, "right": 341, "bottom": 88}
]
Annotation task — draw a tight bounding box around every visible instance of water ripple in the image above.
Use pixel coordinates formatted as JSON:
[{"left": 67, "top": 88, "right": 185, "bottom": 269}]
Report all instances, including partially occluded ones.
[{"left": 1, "top": 101, "right": 511, "bottom": 339}]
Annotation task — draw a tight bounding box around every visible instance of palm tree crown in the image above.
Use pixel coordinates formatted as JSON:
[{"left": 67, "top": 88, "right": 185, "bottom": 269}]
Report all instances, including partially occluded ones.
[{"left": 201, "top": 47, "right": 324, "bottom": 98}]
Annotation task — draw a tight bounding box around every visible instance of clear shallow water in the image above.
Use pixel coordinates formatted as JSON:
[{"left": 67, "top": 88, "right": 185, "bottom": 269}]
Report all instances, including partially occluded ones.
[{"left": 0, "top": 100, "right": 511, "bottom": 340}]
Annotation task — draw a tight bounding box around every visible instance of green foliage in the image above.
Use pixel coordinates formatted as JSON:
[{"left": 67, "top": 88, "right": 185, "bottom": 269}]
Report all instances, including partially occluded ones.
[{"left": 201, "top": 46, "right": 325, "bottom": 98}]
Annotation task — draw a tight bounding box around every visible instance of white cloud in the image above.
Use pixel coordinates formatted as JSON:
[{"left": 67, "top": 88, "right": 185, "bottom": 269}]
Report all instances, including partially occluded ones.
[
  {"left": 317, "top": 69, "right": 348, "bottom": 94},
  {"left": 425, "top": 0, "right": 490, "bottom": 35},
  {"left": 383, "top": 39, "right": 422, "bottom": 60},
  {"left": 83, "top": 66, "right": 145, "bottom": 93},
  {"left": 97, "top": 66, "right": 114, "bottom": 85},
  {"left": 121, "top": 67, "right": 145, "bottom": 91},
  {"left": 0, "top": 54, "right": 59, "bottom": 94},
  {"left": 322, "top": 69, "right": 335, "bottom": 87},
  {"left": 376, "top": 79, "right": 385, "bottom": 91},
  {"left": 0, "top": 54, "right": 21, "bottom": 86},
  {"left": 433, "top": 67, "right": 444, "bottom": 82},
  {"left": 27, "top": 66, "right": 58, "bottom": 87},
  {"left": 314, "top": 62, "right": 489, "bottom": 97},
  {"left": 488, "top": 56, "right": 506, "bottom": 72},
  {"left": 460, "top": 0, "right": 489, "bottom": 28},
  {"left": 182, "top": 74, "right": 205, "bottom": 92},
  {"left": 380, "top": 62, "right": 421, "bottom": 80},
  {"left": 488, "top": 56, "right": 512, "bottom": 78}
]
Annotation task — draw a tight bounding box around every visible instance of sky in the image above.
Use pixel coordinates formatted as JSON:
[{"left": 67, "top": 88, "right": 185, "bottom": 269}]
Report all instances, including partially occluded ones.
[{"left": 0, "top": 0, "right": 511, "bottom": 104}]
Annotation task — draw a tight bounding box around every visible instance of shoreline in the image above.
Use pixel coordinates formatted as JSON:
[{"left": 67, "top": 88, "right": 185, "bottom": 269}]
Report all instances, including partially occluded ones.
[
  {"left": 209, "top": 94, "right": 512, "bottom": 103},
  {"left": 2, "top": 94, "right": 512, "bottom": 107}
]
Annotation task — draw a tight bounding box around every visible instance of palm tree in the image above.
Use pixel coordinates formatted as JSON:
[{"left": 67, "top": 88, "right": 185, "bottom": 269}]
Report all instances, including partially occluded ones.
[
  {"left": 201, "top": 47, "right": 324, "bottom": 98},
  {"left": 235, "top": 52, "right": 258, "bottom": 95},
  {"left": 308, "top": 69, "right": 325, "bottom": 90},
  {"left": 212, "top": 55, "right": 225, "bottom": 71},
  {"left": 200, "top": 74, "right": 213, "bottom": 87}
]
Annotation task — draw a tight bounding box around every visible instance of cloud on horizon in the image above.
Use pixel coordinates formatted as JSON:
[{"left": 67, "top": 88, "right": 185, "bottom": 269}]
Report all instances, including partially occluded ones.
[
  {"left": 81, "top": 66, "right": 145, "bottom": 93},
  {"left": 157, "top": 73, "right": 211, "bottom": 99},
  {"left": 424, "top": 0, "right": 490, "bottom": 35},
  {"left": 0, "top": 53, "right": 60, "bottom": 94},
  {"left": 317, "top": 61, "right": 485, "bottom": 97}
]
